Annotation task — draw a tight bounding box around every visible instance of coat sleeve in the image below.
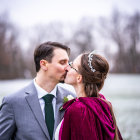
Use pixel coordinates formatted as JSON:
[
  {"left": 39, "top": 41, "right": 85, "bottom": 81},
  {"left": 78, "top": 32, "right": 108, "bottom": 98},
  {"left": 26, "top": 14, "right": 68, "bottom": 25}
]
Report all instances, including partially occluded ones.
[{"left": 0, "top": 97, "right": 16, "bottom": 140}]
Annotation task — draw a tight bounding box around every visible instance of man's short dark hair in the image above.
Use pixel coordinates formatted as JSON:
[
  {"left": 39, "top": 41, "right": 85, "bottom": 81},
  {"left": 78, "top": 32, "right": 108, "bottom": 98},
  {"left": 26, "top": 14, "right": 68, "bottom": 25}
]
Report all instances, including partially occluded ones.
[{"left": 34, "top": 41, "right": 70, "bottom": 72}]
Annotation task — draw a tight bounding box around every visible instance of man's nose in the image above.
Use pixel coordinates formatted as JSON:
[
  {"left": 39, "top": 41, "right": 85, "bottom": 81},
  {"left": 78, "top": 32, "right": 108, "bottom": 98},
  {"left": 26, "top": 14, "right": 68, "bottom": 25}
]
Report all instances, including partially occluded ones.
[{"left": 64, "top": 64, "right": 70, "bottom": 71}]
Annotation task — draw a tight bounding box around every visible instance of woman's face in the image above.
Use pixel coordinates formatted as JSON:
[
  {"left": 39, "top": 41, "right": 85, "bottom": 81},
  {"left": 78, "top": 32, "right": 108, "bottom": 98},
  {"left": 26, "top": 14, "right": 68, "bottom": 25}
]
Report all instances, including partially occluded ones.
[{"left": 64, "top": 55, "right": 81, "bottom": 86}]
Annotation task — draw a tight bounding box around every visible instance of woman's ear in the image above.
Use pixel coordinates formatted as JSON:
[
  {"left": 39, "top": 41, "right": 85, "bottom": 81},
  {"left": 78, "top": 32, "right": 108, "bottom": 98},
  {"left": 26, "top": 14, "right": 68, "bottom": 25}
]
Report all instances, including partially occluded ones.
[
  {"left": 40, "top": 60, "right": 48, "bottom": 71},
  {"left": 77, "top": 75, "right": 83, "bottom": 83}
]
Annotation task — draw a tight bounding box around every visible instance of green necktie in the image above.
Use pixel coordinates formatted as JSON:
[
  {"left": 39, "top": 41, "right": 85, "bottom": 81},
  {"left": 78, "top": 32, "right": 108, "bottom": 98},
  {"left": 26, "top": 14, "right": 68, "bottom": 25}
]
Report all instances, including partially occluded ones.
[{"left": 42, "top": 94, "right": 54, "bottom": 140}]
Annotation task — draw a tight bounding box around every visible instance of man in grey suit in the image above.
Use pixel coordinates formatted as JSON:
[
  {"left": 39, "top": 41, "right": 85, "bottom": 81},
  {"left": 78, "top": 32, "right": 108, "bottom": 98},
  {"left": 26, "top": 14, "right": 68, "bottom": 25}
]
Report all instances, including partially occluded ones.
[{"left": 0, "top": 41, "right": 75, "bottom": 140}]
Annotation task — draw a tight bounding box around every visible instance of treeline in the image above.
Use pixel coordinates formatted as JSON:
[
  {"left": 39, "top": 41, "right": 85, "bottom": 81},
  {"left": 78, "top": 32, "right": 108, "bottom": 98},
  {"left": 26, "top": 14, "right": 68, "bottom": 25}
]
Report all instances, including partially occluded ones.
[{"left": 0, "top": 10, "right": 140, "bottom": 79}]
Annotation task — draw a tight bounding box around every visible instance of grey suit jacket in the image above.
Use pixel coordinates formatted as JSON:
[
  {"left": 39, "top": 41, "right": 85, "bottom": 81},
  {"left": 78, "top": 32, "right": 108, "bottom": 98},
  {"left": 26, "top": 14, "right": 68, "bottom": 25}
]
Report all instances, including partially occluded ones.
[{"left": 0, "top": 81, "right": 75, "bottom": 140}]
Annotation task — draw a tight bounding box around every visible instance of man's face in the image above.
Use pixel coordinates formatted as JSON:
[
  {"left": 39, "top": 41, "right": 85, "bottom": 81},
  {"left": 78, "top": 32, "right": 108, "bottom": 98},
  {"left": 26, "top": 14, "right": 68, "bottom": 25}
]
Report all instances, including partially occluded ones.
[{"left": 46, "top": 48, "right": 69, "bottom": 83}]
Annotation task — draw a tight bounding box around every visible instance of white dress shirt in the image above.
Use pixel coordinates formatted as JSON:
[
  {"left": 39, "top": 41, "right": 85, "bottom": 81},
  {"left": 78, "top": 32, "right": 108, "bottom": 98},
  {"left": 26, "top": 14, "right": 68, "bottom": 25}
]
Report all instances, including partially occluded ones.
[{"left": 33, "top": 79, "right": 57, "bottom": 120}]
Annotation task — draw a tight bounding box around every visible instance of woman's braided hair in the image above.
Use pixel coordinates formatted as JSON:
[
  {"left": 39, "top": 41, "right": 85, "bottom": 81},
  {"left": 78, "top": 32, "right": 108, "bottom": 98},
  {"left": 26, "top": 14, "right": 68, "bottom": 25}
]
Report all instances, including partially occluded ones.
[
  {"left": 79, "top": 53, "right": 119, "bottom": 140},
  {"left": 79, "top": 53, "right": 109, "bottom": 97}
]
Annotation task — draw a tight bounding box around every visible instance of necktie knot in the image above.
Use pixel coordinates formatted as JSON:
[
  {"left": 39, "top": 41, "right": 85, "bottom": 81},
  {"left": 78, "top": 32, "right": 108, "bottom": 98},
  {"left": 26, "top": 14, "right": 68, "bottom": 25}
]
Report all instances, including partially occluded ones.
[{"left": 42, "top": 94, "right": 54, "bottom": 103}]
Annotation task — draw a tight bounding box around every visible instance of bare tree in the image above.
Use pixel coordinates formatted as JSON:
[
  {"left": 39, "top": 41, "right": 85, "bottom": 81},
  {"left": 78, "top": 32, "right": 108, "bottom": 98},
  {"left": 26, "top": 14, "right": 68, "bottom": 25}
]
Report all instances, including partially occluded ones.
[
  {"left": 98, "top": 10, "right": 140, "bottom": 73},
  {"left": 0, "top": 13, "right": 25, "bottom": 79},
  {"left": 124, "top": 12, "right": 140, "bottom": 73},
  {"left": 68, "top": 17, "right": 95, "bottom": 60}
]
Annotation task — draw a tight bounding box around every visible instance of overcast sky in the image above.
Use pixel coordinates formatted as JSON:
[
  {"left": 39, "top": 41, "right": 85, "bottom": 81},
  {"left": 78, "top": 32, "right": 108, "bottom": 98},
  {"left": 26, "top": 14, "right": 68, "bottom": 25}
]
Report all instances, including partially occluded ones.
[{"left": 0, "top": 0, "right": 140, "bottom": 28}]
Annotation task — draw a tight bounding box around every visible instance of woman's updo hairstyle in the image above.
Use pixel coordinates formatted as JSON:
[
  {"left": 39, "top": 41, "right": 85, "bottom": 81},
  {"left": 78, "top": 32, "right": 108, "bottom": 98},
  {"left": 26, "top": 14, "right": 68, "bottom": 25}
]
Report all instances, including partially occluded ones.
[{"left": 78, "top": 52, "right": 109, "bottom": 97}]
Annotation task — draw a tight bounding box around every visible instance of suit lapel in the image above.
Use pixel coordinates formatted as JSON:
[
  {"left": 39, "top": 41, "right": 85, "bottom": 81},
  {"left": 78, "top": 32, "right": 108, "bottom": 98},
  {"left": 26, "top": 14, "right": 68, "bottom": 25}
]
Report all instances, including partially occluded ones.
[
  {"left": 25, "top": 82, "right": 50, "bottom": 140},
  {"left": 53, "top": 87, "right": 65, "bottom": 139}
]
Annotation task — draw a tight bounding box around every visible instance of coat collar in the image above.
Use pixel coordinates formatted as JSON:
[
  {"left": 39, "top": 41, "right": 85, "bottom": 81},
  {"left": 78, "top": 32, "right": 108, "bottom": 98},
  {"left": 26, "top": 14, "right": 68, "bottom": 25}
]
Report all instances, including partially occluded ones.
[{"left": 53, "top": 86, "right": 65, "bottom": 139}]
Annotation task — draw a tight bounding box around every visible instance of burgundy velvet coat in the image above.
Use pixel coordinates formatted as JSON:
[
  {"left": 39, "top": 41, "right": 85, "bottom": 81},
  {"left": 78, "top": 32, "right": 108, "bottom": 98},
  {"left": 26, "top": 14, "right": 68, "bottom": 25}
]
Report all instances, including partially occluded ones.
[{"left": 59, "top": 94, "right": 123, "bottom": 140}]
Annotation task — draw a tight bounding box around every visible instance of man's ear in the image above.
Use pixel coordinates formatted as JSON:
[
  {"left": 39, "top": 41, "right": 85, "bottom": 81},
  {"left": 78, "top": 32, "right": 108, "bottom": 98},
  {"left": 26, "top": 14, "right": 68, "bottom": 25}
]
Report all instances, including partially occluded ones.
[
  {"left": 40, "top": 60, "right": 48, "bottom": 71},
  {"left": 77, "top": 75, "right": 82, "bottom": 83}
]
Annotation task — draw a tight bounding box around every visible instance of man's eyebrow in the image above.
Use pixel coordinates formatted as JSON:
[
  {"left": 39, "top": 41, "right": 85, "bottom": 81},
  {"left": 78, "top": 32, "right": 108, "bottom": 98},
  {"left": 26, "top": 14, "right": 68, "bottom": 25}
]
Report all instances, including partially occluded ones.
[{"left": 59, "top": 59, "right": 68, "bottom": 61}]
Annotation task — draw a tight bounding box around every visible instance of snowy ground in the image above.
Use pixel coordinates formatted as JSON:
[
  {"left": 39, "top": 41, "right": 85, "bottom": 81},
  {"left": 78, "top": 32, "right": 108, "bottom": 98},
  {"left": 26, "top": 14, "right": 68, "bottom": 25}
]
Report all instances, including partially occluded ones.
[{"left": 0, "top": 74, "right": 140, "bottom": 140}]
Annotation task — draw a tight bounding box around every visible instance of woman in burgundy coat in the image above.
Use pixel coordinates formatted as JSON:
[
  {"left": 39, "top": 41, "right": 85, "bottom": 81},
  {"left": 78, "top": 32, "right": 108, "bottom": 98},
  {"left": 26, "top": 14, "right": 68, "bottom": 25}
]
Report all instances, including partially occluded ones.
[{"left": 55, "top": 51, "right": 123, "bottom": 140}]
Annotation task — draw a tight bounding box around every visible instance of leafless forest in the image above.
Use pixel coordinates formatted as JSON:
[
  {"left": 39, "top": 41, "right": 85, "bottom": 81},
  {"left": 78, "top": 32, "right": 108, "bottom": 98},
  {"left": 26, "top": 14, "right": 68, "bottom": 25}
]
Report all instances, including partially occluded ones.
[{"left": 0, "top": 10, "right": 140, "bottom": 79}]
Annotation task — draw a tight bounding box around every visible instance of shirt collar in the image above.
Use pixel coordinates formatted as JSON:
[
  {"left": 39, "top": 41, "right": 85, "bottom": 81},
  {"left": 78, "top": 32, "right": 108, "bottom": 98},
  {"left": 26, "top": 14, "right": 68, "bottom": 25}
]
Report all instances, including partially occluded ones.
[{"left": 33, "top": 79, "right": 57, "bottom": 99}]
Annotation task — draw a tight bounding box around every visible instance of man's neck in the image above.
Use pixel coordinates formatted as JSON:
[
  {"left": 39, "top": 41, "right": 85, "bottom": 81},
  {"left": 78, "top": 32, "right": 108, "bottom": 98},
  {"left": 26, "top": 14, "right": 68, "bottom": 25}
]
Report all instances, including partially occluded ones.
[{"left": 35, "top": 75, "right": 57, "bottom": 93}]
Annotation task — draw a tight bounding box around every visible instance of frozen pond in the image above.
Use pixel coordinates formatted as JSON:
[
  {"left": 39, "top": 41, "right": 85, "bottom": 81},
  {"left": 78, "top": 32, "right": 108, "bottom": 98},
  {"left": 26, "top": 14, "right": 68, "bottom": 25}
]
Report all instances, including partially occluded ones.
[{"left": 0, "top": 74, "right": 140, "bottom": 140}]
